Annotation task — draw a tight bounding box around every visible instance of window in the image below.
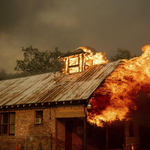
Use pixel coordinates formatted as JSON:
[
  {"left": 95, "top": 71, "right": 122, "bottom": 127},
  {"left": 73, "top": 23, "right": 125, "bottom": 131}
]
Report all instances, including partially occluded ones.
[
  {"left": 68, "top": 55, "right": 80, "bottom": 73},
  {"left": 35, "top": 111, "right": 43, "bottom": 124},
  {"left": 10, "top": 113, "right": 15, "bottom": 134},
  {"left": 1, "top": 113, "right": 8, "bottom": 134},
  {"left": 1, "top": 113, "right": 15, "bottom": 135}
]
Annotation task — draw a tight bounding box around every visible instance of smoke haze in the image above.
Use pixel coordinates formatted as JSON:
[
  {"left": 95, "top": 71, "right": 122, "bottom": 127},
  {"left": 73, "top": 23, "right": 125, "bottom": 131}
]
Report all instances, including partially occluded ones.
[{"left": 1, "top": 0, "right": 150, "bottom": 73}]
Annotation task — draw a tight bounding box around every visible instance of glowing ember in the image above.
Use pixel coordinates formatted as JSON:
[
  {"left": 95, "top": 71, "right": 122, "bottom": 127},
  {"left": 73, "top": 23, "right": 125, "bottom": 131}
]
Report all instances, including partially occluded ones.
[
  {"left": 59, "top": 47, "right": 108, "bottom": 73},
  {"left": 87, "top": 44, "right": 150, "bottom": 127},
  {"left": 131, "top": 144, "right": 134, "bottom": 150}
]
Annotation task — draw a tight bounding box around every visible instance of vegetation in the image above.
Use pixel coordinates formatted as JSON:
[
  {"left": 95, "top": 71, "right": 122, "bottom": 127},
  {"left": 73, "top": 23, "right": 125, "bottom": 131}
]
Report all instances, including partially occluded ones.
[
  {"left": 0, "top": 46, "right": 138, "bottom": 80},
  {"left": 0, "top": 69, "right": 30, "bottom": 80},
  {"left": 0, "top": 46, "right": 65, "bottom": 80},
  {"left": 14, "top": 46, "right": 64, "bottom": 74},
  {"left": 111, "top": 48, "right": 137, "bottom": 61}
]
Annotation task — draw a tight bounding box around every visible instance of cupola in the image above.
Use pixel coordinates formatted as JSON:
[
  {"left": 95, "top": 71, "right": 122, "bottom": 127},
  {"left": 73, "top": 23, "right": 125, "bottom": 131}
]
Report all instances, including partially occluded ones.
[{"left": 59, "top": 47, "right": 108, "bottom": 74}]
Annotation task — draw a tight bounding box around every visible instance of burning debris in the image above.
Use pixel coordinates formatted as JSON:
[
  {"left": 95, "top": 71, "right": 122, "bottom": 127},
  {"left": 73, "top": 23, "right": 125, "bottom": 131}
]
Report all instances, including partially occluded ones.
[{"left": 87, "top": 44, "right": 150, "bottom": 126}]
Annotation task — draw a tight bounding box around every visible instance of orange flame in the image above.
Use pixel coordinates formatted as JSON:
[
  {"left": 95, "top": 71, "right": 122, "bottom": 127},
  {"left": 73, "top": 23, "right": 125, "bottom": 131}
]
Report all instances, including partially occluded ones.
[
  {"left": 131, "top": 144, "right": 134, "bottom": 150},
  {"left": 60, "top": 47, "right": 108, "bottom": 74},
  {"left": 87, "top": 44, "right": 150, "bottom": 126},
  {"left": 81, "top": 46, "right": 108, "bottom": 66}
]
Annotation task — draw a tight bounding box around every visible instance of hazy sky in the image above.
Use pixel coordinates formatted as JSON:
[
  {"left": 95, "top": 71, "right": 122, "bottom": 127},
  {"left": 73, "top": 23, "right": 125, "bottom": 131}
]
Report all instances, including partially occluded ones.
[{"left": 1, "top": 0, "right": 150, "bottom": 73}]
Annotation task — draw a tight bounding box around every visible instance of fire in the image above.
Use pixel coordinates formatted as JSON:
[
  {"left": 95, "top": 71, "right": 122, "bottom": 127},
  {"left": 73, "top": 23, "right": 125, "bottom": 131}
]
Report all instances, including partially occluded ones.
[
  {"left": 87, "top": 44, "right": 150, "bottom": 127},
  {"left": 131, "top": 144, "right": 134, "bottom": 150},
  {"left": 81, "top": 46, "right": 108, "bottom": 67},
  {"left": 59, "top": 47, "right": 108, "bottom": 74}
]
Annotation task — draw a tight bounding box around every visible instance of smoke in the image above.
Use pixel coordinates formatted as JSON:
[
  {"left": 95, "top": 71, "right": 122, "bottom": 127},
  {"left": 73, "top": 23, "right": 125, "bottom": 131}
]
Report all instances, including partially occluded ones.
[
  {"left": 0, "top": 68, "right": 52, "bottom": 80},
  {"left": 0, "top": 0, "right": 56, "bottom": 33},
  {"left": 0, "top": 69, "right": 7, "bottom": 80},
  {"left": 1, "top": 0, "right": 150, "bottom": 73},
  {"left": 0, "top": 68, "right": 26, "bottom": 80}
]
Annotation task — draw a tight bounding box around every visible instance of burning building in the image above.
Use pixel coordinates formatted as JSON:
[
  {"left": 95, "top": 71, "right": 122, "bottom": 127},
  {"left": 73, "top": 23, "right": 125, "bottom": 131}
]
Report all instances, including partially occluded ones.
[{"left": 0, "top": 45, "right": 148, "bottom": 150}]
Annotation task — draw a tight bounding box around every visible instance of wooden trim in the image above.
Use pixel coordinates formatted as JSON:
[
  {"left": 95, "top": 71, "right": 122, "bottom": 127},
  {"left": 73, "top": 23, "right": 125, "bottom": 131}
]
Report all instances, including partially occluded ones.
[
  {"left": 78, "top": 54, "right": 80, "bottom": 72},
  {"left": 82, "top": 54, "right": 84, "bottom": 72},
  {"left": 55, "top": 119, "right": 57, "bottom": 150},
  {"left": 55, "top": 106, "right": 86, "bottom": 118},
  {"left": 56, "top": 111, "right": 85, "bottom": 118},
  {"left": 49, "top": 108, "right": 51, "bottom": 119},
  {"left": 68, "top": 64, "right": 79, "bottom": 68},
  {"left": 67, "top": 57, "right": 69, "bottom": 73},
  {"left": 68, "top": 56, "right": 79, "bottom": 67},
  {"left": 7, "top": 114, "right": 10, "bottom": 135},
  {"left": 84, "top": 117, "right": 87, "bottom": 150},
  {"left": 0, "top": 113, "right": 15, "bottom": 136},
  {"left": 0, "top": 114, "right": 1, "bottom": 135},
  {"left": 84, "top": 54, "right": 86, "bottom": 70},
  {"left": 9, "top": 113, "right": 15, "bottom": 135},
  {"left": 106, "top": 122, "right": 109, "bottom": 150}
]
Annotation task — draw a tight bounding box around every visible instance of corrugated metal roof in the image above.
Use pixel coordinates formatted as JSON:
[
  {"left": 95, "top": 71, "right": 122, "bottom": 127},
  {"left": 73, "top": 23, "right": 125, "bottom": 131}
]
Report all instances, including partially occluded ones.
[{"left": 0, "top": 61, "right": 121, "bottom": 106}]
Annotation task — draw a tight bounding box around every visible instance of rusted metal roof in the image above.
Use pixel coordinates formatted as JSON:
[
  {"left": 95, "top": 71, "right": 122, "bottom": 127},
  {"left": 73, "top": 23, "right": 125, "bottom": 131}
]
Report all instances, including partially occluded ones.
[{"left": 0, "top": 61, "right": 121, "bottom": 106}]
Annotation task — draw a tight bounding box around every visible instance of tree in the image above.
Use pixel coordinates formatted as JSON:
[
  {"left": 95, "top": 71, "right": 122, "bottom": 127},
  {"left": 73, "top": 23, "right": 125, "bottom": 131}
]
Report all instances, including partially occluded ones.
[
  {"left": 14, "top": 46, "right": 65, "bottom": 74},
  {"left": 111, "top": 48, "right": 137, "bottom": 61},
  {"left": 0, "top": 69, "right": 8, "bottom": 80}
]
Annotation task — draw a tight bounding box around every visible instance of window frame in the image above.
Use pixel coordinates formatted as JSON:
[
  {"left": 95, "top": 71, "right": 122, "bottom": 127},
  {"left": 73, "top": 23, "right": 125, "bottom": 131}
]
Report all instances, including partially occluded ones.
[
  {"left": 0, "top": 112, "right": 15, "bottom": 136},
  {"left": 68, "top": 55, "right": 80, "bottom": 73},
  {"left": 35, "top": 110, "right": 43, "bottom": 125},
  {"left": 9, "top": 113, "right": 15, "bottom": 135}
]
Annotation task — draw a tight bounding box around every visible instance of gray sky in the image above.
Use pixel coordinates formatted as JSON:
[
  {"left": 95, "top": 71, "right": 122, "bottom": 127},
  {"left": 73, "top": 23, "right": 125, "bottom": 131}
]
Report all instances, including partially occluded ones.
[{"left": 0, "top": 0, "right": 150, "bottom": 73}]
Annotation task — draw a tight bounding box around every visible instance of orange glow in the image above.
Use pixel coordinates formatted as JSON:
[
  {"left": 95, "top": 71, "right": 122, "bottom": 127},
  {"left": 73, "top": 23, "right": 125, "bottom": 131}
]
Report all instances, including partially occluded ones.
[
  {"left": 81, "top": 46, "right": 108, "bottom": 67},
  {"left": 59, "top": 46, "right": 108, "bottom": 73},
  {"left": 93, "top": 52, "right": 108, "bottom": 65},
  {"left": 87, "top": 44, "right": 150, "bottom": 127},
  {"left": 131, "top": 144, "right": 134, "bottom": 150}
]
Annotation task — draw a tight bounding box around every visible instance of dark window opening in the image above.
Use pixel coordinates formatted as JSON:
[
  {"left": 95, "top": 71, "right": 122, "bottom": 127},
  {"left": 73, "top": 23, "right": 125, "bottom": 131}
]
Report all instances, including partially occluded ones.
[
  {"left": 35, "top": 111, "right": 43, "bottom": 124},
  {"left": 1, "top": 113, "right": 15, "bottom": 135}
]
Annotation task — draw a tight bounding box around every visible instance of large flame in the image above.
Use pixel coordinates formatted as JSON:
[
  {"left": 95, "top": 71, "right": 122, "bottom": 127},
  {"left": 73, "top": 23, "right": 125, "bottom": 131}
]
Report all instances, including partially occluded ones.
[
  {"left": 87, "top": 45, "right": 150, "bottom": 127},
  {"left": 81, "top": 46, "right": 108, "bottom": 66}
]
